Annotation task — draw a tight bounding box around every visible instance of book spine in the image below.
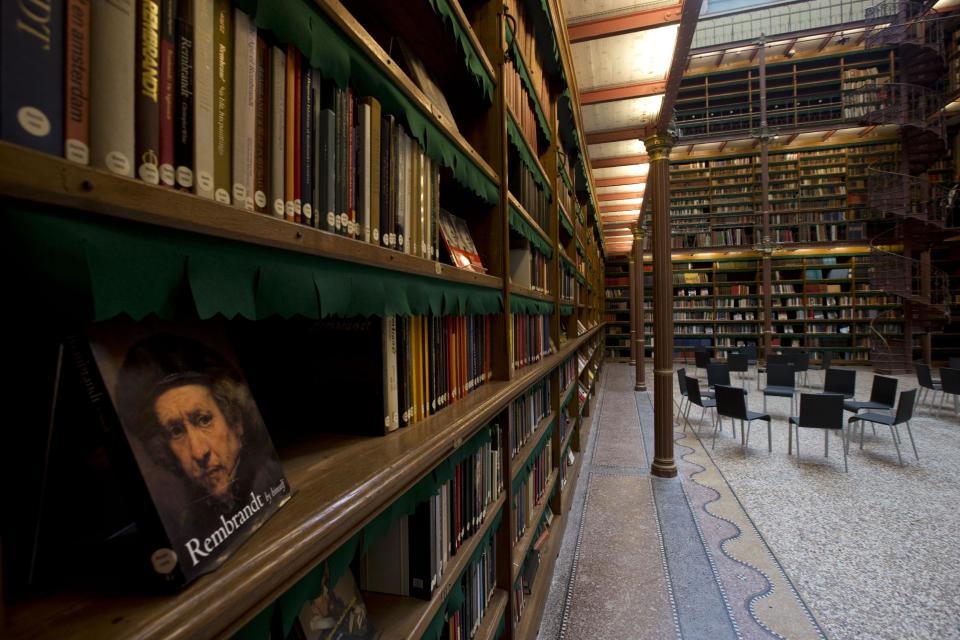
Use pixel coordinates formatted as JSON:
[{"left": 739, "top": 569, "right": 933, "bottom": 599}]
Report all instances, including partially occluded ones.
[
  {"left": 231, "top": 8, "right": 255, "bottom": 210},
  {"left": 64, "top": 0, "right": 90, "bottom": 164},
  {"left": 319, "top": 80, "right": 336, "bottom": 232},
  {"left": 382, "top": 315, "right": 399, "bottom": 433},
  {"left": 212, "top": 0, "right": 231, "bottom": 204},
  {"left": 136, "top": 0, "right": 161, "bottom": 184},
  {"left": 283, "top": 44, "right": 295, "bottom": 220},
  {"left": 269, "top": 45, "right": 285, "bottom": 217},
  {"left": 252, "top": 33, "right": 269, "bottom": 214},
  {"left": 300, "top": 61, "right": 313, "bottom": 226},
  {"left": 192, "top": 0, "right": 213, "bottom": 197},
  {"left": 174, "top": 0, "right": 193, "bottom": 189},
  {"left": 1, "top": 0, "right": 64, "bottom": 155},
  {"left": 91, "top": 0, "right": 134, "bottom": 176},
  {"left": 368, "top": 97, "right": 381, "bottom": 246},
  {"left": 157, "top": 0, "right": 176, "bottom": 185},
  {"left": 311, "top": 67, "right": 321, "bottom": 226},
  {"left": 359, "top": 100, "right": 370, "bottom": 243},
  {"left": 293, "top": 51, "right": 301, "bottom": 223}
]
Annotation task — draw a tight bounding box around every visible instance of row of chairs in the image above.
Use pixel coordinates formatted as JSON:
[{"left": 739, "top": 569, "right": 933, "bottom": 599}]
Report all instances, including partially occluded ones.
[
  {"left": 692, "top": 346, "right": 836, "bottom": 390},
  {"left": 915, "top": 362, "right": 960, "bottom": 416},
  {"left": 676, "top": 367, "right": 919, "bottom": 471}
]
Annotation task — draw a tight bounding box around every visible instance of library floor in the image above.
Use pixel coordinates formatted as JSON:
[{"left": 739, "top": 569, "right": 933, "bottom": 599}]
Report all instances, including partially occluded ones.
[{"left": 536, "top": 363, "right": 960, "bottom": 640}]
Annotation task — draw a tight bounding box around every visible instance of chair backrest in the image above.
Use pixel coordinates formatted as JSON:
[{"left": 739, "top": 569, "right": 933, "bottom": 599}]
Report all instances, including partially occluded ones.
[
  {"left": 694, "top": 345, "right": 707, "bottom": 353},
  {"left": 949, "top": 357, "right": 960, "bottom": 370},
  {"left": 941, "top": 367, "right": 960, "bottom": 394},
  {"left": 794, "top": 352, "right": 809, "bottom": 373},
  {"left": 869, "top": 375, "right": 898, "bottom": 408},
  {"left": 766, "top": 354, "right": 790, "bottom": 367},
  {"left": 767, "top": 363, "right": 795, "bottom": 389},
  {"left": 743, "top": 344, "right": 758, "bottom": 362},
  {"left": 695, "top": 350, "right": 711, "bottom": 368},
  {"left": 728, "top": 353, "right": 748, "bottom": 373},
  {"left": 707, "top": 362, "right": 731, "bottom": 387},
  {"left": 820, "top": 351, "right": 833, "bottom": 370},
  {"left": 677, "top": 368, "right": 688, "bottom": 397},
  {"left": 685, "top": 375, "right": 706, "bottom": 406},
  {"left": 715, "top": 385, "right": 747, "bottom": 420},
  {"left": 893, "top": 388, "right": 918, "bottom": 424},
  {"left": 797, "top": 393, "right": 844, "bottom": 430},
  {"left": 915, "top": 362, "right": 934, "bottom": 389},
  {"left": 824, "top": 368, "right": 856, "bottom": 397}
]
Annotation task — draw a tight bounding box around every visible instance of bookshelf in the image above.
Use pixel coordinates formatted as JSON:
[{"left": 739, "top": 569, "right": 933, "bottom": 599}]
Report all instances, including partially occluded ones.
[{"left": 0, "top": 0, "right": 606, "bottom": 639}]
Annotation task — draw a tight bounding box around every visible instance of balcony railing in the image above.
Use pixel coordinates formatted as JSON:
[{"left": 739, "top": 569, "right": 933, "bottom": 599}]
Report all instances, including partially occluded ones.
[{"left": 867, "top": 168, "right": 952, "bottom": 227}]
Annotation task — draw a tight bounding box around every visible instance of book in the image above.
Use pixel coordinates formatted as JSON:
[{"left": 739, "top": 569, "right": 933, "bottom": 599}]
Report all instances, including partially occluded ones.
[
  {"left": 318, "top": 78, "right": 336, "bottom": 232},
  {"left": 70, "top": 318, "right": 290, "bottom": 585},
  {"left": 231, "top": 7, "right": 256, "bottom": 210},
  {"left": 1, "top": 0, "right": 64, "bottom": 155},
  {"left": 158, "top": 0, "right": 176, "bottom": 185},
  {"left": 174, "top": 0, "right": 194, "bottom": 190},
  {"left": 136, "top": 0, "right": 161, "bottom": 185},
  {"left": 395, "top": 39, "right": 458, "bottom": 134},
  {"left": 64, "top": 0, "right": 91, "bottom": 164},
  {"left": 284, "top": 44, "right": 295, "bottom": 220},
  {"left": 300, "top": 60, "right": 313, "bottom": 225},
  {"left": 290, "top": 567, "right": 380, "bottom": 640},
  {"left": 252, "top": 33, "right": 269, "bottom": 213},
  {"left": 293, "top": 51, "right": 302, "bottom": 222},
  {"left": 91, "top": 0, "right": 135, "bottom": 176},
  {"left": 193, "top": 0, "right": 214, "bottom": 198},
  {"left": 212, "top": 0, "right": 231, "bottom": 204},
  {"left": 269, "top": 44, "right": 285, "bottom": 217}
]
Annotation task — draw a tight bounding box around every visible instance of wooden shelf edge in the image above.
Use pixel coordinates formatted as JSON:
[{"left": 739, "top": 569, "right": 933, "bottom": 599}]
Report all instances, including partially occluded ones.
[
  {"left": 513, "top": 507, "right": 565, "bottom": 640},
  {"left": 0, "top": 143, "right": 503, "bottom": 290},
  {"left": 506, "top": 105, "right": 551, "bottom": 185},
  {"left": 509, "top": 284, "right": 555, "bottom": 303},
  {"left": 508, "top": 192, "right": 552, "bottom": 247},
  {"left": 363, "top": 493, "right": 506, "bottom": 640},
  {"left": 448, "top": 0, "right": 497, "bottom": 86},
  {"left": 313, "top": 0, "right": 499, "bottom": 185},
  {"left": 476, "top": 588, "right": 509, "bottom": 640},
  {"left": 510, "top": 410, "right": 557, "bottom": 483},
  {"left": 510, "top": 468, "right": 559, "bottom": 582}
]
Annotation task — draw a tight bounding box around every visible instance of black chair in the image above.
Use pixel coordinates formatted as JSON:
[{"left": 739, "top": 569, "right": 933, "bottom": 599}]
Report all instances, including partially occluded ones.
[
  {"left": 742, "top": 344, "right": 758, "bottom": 367},
  {"left": 808, "top": 351, "right": 833, "bottom": 384},
  {"left": 914, "top": 362, "right": 941, "bottom": 412},
  {"left": 694, "top": 349, "right": 712, "bottom": 377},
  {"left": 848, "top": 389, "right": 919, "bottom": 465},
  {"left": 794, "top": 352, "right": 810, "bottom": 388},
  {"left": 676, "top": 367, "right": 689, "bottom": 424},
  {"left": 762, "top": 363, "right": 796, "bottom": 414},
  {"left": 789, "top": 393, "right": 847, "bottom": 472},
  {"left": 824, "top": 368, "right": 856, "bottom": 399},
  {"left": 757, "top": 353, "right": 791, "bottom": 390},
  {"left": 713, "top": 384, "right": 772, "bottom": 451},
  {"left": 706, "top": 362, "right": 732, "bottom": 390},
  {"left": 940, "top": 368, "right": 960, "bottom": 417},
  {"left": 949, "top": 357, "right": 960, "bottom": 370},
  {"left": 843, "top": 375, "right": 898, "bottom": 414},
  {"left": 728, "top": 353, "right": 749, "bottom": 388},
  {"left": 684, "top": 375, "right": 716, "bottom": 434}
]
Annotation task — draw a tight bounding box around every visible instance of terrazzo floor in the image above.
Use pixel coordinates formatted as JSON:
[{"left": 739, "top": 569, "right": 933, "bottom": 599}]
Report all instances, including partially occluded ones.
[{"left": 537, "top": 362, "right": 960, "bottom": 640}]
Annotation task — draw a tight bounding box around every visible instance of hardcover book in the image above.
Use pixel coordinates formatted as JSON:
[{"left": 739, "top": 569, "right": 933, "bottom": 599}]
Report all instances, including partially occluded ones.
[
  {"left": 136, "top": 0, "right": 161, "bottom": 185},
  {"left": 72, "top": 319, "right": 290, "bottom": 585},
  {"left": 91, "top": 0, "right": 135, "bottom": 176},
  {"left": 65, "top": 0, "right": 90, "bottom": 164},
  {"left": 212, "top": 0, "right": 232, "bottom": 204},
  {"left": 158, "top": 0, "right": 177, "bottom": 185},
  {"left": 193, "top": 0, "right": 215, "bottom": 198}
]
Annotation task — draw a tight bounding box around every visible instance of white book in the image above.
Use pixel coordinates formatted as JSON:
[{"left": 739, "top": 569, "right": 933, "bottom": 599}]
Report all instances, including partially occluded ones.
[
  {"left": 269, "top": 46, "right": 285, "bottom": 218},
  {"left": 381, "top": 315, "right": 399, "bottom": 432},
  {"left": 91, "top": 0, "right": 135, "bottom": 177},
  {"left": 231, "top": 9, "right": 256, "bottom": 211},
  {"left": 193, "top": 0, "right": 215, "bottom": 199},
  {"left": 398, "top": 130, "right": 407, "bottom": 253}
]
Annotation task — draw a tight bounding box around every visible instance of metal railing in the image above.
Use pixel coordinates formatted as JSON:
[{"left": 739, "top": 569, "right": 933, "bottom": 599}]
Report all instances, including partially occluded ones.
[
  {"left": 864, "top": 0, "right": 944, "bottom": 55},
  {"left": 844, "top": 82, "right": 945, "bottom": 136},
  {"left": 867, "top": 168, "right": 952, "bottom": 227}
]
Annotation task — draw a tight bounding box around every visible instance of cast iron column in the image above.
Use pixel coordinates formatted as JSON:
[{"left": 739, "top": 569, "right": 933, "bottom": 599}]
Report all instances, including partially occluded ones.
[
  {"left": 629, "top": 246, "right": 637, "bottom": 365},
  {"left": 646, "top": 133, "right": 676, "bottom": 478},
  {"left": 759, "top": 35, "right": 773, "bottom": 360},
  {"left": 634, "top": 224, "right": 647, "bottom": 391}
]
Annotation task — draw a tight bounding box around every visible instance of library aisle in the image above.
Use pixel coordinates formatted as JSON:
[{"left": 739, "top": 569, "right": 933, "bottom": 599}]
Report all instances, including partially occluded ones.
[{"left": 536, "top": 364, "right": 960, "bottom": 640}]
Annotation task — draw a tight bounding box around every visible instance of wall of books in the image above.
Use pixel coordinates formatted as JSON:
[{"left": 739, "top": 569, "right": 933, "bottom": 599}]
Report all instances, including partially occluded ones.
[{"left": 0, "top": 0, "right": 607, "bottom": 638}]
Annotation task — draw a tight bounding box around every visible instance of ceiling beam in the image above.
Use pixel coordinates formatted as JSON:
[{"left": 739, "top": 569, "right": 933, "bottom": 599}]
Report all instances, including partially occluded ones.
[
  {"left": 859, "top": 124, "right": 877, "bottom": 137},
  {"left": 817, "top": 31, "right": 835, "bottom": 51},
  {"left": 586, "top": 127, "right": 654, "bottom": 145},
  {"left": 596, "top": 176, "right": 647, "bottom": 187},
  {"left": 599, "top": 191, "right": 645, "bottom": 201},
  {"left": 749, "top": 43, "right": 761, "bottom": 63},
  {"left": 591, "top": 153, "right": 649, "bottom": 169},
  {"left": 655, "top": 0, "right": 705, "bottom": 133},
  {"left": 715, "top": 50, "right": 725, "bottom": 68},
  {"left": 567, "top": 3, "right": 682, "bottom": 43},
  {"left": 600, "top": 204, "right": 642, "bottom": 213},
  {"left": 822, "top": 129, "right": 837, "bottom": 142},
  {"left": 580, "top": 79, "right": 668, "bottom": 105},
  {"left": 782, "top": 37, "right": 798, "bottom": 57}
]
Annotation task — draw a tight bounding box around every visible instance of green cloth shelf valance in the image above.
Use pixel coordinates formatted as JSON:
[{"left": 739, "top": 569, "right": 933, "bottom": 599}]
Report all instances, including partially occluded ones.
[
  {"left": 508, "top": 204, "right": 553, "bottom": 259},
  {"left": 235, "top": 0, "right": 498, "bottom": 206},
  {"left": 510, "top": 293, "right": 554, "bottom": 316},
  {"left": 521, "top": 0, "right": 564, "bottom": 82},
  {"left": 560, "top": 254, "right": 576, "bottom": 275},
  {"left": 559, "top": 208, "right": 573, "bottom": 237},
  {"left": 576, "top": 238, "right": 585, "bottom": 257},
  {"left": 427, "top": 0, "right": 494, "bottom": 104},
  {"left": 8, "top": 207, "right": 502, "bottom": 322},
  {"left": 575, "top": 270, "right": 586, "bottom": 286},
  {"left": 506, "top": 24, "right": 552, "bottom": 145},
  {"left": 559, "top": 159, "right": 574, "bottom": 195},
  {"left": 506, "top": 113, "right": 552, "bottom": 200},
  {"left": 560, "top": 303, "right": 573, "bottom": 316},
  {"left": 575, "top": 201, "right": 585, "bottom": 226}
]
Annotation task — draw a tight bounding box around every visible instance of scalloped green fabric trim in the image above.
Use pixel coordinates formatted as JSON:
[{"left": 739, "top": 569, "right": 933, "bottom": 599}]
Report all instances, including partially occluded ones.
[
  {"left": 521, "top": 0, "right": 563, "bottom": 81},
  {"left": 560, "top": 207, "right": 574, "bottom": 236},
  {"left": 575, "top": 201, "right": 585, "bottom": 226},
  {"left": 559, "top": 160, "right": 574, "bottom": 195},
  {"left": 575, "top": 270, "right": 586, "bottom": 285},
  {"left": 426, "top": 0, "right": 494, "bottom": 104},
  {"left": 239, "top": 0, "right": 498, "bottom": 206},
  {"left": 506, "top": 112, "right": 552, "bottom": 200},
  {"left": 560, "top": 303, "right": 574, "bottom": 316},
  {"left": 508, "top": 204, "right": 554, "bottom": 259},
  {"left": 510, "top": 293, "right": 554, "bottom": 316},
  {"left": 560, "top": 254, "right": 576, "bottom": 275},
  {"left": 506, "top": 24, "right": 551, "bottom": 145},
  {"left": 576, "top": 238, "right": 585, "bottom": 257},
  {"left": 8, "top": 207, "right": 502, "bottom": 321}
]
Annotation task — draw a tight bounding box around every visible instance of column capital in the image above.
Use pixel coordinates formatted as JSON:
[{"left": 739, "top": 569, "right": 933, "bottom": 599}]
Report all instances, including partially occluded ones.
[
  {"left": 632, "top": 225, "right": 644, "bottom": 240},
  {"left": 643, "top": 132, "right": 676, "bottom": 161}
]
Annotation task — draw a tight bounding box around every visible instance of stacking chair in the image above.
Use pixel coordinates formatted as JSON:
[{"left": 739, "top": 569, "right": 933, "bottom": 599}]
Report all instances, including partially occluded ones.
[
  {"left": 848, "top": 389, "right": 918, "bottom": 465},
  {"left": 949, "top": 357, "right": 960, "bottom": 369},
  {"left": 714, "top": 384, "right": 772, "bottom": 451},
  {"left": 694, "top": 349, "right": 712, "bottom": 377},
  {"left": 683, "top": 375, "right": 716, "bottom": 434},
  {"left": 843, "top": 375, "right": 897, "bottom": 415},
  {"left": 914, "top": 362, "right": 941, "bottom": 412},
  {"left": 794, "top": 352, "right": 810, "bottom": 388},
  {"left": 789, "top": 393, "right": 847, "bottom": 472},
  {"left": 727, "top": 352, "right": 749, "bottom": 388},
  {"left": 762, "top": 363, "right": 796, "bottom": 414},
  {"left": 676, "top": 367, "right": 713, "bottom": 426},
  {"left": 807, "top": 351, "right": 833, "bottom": 386},
  {"left": 706, "top": 362, "right": 732, "bottom": 390},
  {"left": 757, "top": 353, "right": 791, "bottom": 390},
  {"left": 824, "top": 368, "right": 856, "bottom": 399},
  {"left": 939, "top": 368, "right": 960, "bottom": 417}
]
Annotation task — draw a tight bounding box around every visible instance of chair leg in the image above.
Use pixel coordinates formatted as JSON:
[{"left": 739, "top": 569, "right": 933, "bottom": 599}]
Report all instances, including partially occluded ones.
[
  {"left": 840, "top": 428, "right": 848, "bottom": 473},
  {"left": 905, "top": 420, "right": 919, "bottom": 460},
  {"left": 795, "top": 426, "right": 801, "bottom": 465},
  {"left": 788, "top": 421, "right": 793, "bottom": 455},
  {"left": 890, "top": 424, "right": 903, "bottom": 465},
  {"left": 824, "top": 430, "right": 828, "bottom": 458},
  {"left": 860, "top": 419, "right": 866, "bottom": 450},
  {"left": 711, "top": 414, "right": 721, "bottom": 449},
  {"left": 745, "top": 420, "right": 751, "bottom": 447},
  {"left": 767, "top": 420, "right": 772, "bottom": 453},
  {"left": 763, "top": 394, "right": 767, "bottom": 413}
]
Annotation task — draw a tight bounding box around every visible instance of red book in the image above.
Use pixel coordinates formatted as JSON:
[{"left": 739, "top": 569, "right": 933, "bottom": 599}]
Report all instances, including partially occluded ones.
[
  {"left": 158, "top": 0, "right": 176, "bottom": 186},
  {"left": 293, "top": 50, "right": 301, "bottom": 224},
  {"left": 64, "top": 0, "right": 90, "bottom": 165}
]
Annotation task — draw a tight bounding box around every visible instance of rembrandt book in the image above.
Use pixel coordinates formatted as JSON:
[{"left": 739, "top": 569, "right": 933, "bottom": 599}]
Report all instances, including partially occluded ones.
[{"left": 68, "top": 318, "right": 291, "bottom": 586}]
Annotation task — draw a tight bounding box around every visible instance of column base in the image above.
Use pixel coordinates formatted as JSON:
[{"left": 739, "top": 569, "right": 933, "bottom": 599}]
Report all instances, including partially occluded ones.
[
  {"left": 650, "top": 458, "right": 677, "bottom": 478},
  {"left": 634, "top": 382, "right": 647, "bottom": 391}
]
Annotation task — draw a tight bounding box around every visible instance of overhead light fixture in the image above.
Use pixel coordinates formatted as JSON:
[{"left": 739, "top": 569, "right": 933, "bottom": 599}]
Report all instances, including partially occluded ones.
[
  {"left": 838, "top": 32, "right": 849, "bottom": 45},
  {"left": 785, "top": 49, "right": 795, "bottom": 58}
]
